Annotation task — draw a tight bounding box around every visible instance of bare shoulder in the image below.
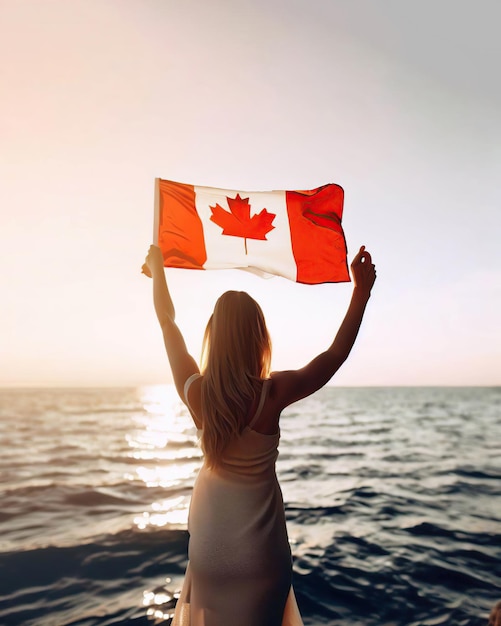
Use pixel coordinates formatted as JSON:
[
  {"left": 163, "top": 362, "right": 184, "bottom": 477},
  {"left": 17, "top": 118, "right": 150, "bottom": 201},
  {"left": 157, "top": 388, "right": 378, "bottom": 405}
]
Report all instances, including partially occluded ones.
[
  {"left": 268, "top": 370, "right": 300, "bottom": 411},
  {"left": 248, "top": 377, "right": 281, "bottom": 435},
  {"left": 269, "top": 368, "right": 321, "bottom": 411},
  {"left": 248, "top": 373, "right": 301, "bottom": 434}
]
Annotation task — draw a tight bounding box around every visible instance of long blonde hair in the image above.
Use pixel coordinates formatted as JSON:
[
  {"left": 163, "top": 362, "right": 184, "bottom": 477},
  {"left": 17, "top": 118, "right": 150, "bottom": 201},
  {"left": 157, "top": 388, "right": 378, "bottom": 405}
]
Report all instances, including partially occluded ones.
[{"left": 200, "top": 291, "right": 271, "bottom": 468}]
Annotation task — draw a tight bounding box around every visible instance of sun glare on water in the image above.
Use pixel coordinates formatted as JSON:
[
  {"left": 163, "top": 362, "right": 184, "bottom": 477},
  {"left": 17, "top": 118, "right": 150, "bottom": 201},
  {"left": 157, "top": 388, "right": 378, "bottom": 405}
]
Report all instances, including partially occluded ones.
[{"left": 126, "top": 385, "right": 202, "bottom": 529}]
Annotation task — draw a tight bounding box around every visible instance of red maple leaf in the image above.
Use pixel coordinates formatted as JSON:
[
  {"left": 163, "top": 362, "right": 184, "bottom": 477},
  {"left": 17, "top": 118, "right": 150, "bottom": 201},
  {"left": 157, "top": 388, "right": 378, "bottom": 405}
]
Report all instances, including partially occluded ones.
[{"left": 209, "top": 194, "right": 276, "bottom": 254}]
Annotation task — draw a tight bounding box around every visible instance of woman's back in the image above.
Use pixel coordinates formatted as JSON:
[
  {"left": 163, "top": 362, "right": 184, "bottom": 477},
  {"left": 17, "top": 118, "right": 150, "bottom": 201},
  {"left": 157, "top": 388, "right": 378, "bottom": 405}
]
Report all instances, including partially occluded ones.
[{"left": 172, "top": 377, "right": 303, "bottom": 626}]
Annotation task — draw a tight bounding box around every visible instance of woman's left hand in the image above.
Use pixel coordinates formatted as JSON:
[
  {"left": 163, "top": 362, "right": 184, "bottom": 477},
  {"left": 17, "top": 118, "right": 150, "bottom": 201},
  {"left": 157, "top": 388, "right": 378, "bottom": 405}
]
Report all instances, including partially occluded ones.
[
  {"left": 142, "top": 244, "right": 164, "bottom": 278},
  {"left": 350, "top": 245, "right": 376, "bottom": 296}
]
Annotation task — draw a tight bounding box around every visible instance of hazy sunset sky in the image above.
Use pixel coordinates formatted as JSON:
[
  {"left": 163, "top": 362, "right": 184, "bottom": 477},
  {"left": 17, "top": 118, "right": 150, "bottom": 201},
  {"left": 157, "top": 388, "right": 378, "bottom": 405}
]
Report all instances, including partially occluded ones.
[{"left": 1, "top": 0, "right": 500, "bottom": 387}]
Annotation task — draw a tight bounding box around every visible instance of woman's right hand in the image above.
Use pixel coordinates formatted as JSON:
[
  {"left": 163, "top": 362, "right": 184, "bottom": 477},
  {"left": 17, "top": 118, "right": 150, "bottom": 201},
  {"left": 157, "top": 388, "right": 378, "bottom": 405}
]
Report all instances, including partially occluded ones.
[
  {"left": 141, "top": 244, "right": 164, "bottom": 278},
  {"left": 350, "top": 245, "right": 376, "bottom": 296}
]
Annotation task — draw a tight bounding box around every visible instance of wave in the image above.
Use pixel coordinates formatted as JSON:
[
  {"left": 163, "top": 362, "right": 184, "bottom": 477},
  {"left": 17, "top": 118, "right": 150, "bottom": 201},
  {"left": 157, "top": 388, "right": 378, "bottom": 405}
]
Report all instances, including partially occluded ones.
[
  {"left": 0, "top": 528, "right": 188, "bottom": 625},
  {"left": 1, "top": 524, "right": 496, "bottom": 626}
]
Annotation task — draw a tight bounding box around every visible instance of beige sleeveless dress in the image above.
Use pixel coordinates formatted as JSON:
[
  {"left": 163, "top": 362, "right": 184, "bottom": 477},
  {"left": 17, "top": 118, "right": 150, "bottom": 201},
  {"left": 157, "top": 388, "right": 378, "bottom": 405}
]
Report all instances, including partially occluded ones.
[{"left": 171, "top": 375, "right": 303, "bottom": 626}]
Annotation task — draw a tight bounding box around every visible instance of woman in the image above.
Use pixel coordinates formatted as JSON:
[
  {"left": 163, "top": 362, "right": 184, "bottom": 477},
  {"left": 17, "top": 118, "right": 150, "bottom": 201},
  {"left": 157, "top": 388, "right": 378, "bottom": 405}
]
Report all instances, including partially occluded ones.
[{"left": 142, "top": 244, "right": 376, "bottom": 626}]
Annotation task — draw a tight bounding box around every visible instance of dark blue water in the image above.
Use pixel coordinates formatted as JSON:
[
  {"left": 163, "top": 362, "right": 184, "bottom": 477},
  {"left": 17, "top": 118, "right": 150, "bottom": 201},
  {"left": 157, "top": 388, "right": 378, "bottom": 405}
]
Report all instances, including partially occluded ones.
[{"left": 0, "top": 386, "right": 500, "bottom": 625}]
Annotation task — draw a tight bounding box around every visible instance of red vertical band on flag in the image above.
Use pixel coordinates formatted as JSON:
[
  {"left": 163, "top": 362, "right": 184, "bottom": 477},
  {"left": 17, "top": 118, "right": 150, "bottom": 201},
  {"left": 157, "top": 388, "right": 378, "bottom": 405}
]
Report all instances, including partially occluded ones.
[
  {"left": 286, "top": 184, "right": 349, "bottom": 284},
  {"left": 158, "top": 180, "right": 207, "bottom": 270}
]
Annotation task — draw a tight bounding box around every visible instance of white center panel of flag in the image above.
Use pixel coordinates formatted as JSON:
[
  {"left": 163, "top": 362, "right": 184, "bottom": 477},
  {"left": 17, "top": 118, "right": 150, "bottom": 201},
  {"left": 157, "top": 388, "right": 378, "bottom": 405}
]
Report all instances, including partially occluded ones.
[{"left": 194, "top": 186, "right": 297, "bottom": 281}]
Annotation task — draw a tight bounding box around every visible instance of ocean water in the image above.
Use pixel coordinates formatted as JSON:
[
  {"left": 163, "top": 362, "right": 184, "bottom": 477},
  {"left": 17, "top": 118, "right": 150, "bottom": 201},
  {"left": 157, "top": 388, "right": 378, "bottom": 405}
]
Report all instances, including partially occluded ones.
[{"left": 0, "top": 386, "right": 500, "bottom": 626}]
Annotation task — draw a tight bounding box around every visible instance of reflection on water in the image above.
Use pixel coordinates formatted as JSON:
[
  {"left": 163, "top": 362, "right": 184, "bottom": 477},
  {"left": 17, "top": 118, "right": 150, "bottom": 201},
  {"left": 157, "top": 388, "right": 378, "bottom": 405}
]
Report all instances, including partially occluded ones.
[
  {"left": 126, "top": 385, "right": 202, "bottom": 523},
  {"left": 129, "top": 386, "right": 201, "bottom": 620},
  {"left": 134, "top": 495, "right": 191, "bottom": 529},
  {"left": 143, "top": 578, "right": 179, "bottom": 623},
  {"left": 132, "top": 462, "right": 201, "bottom": 489}
]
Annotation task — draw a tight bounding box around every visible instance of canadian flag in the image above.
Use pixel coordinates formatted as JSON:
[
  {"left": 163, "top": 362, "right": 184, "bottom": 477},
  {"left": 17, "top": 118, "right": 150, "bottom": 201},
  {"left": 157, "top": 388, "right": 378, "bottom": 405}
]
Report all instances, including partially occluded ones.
[{"left": 154, "top": 178, "right": 350, "bottom": 284}]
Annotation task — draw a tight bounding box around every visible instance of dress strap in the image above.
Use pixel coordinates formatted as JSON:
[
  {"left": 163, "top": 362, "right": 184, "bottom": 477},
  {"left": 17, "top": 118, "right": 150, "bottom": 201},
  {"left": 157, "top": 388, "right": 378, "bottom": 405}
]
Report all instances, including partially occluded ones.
[
  {"left": 183, "top": 373, "right": 202, "bottom": 413},
  {"left": 248, "top": 379, "right": 271, "bottom": 429}
]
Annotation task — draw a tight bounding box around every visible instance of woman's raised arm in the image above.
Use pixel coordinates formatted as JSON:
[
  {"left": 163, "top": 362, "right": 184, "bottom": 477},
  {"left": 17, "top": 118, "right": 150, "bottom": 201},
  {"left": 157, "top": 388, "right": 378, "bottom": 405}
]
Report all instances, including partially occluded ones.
[
  {"left": 270, "top": 246, "right": 376, "bottom": 410},
  {"left": 142, "top": 245, "right": 200, "bottom": 405}
]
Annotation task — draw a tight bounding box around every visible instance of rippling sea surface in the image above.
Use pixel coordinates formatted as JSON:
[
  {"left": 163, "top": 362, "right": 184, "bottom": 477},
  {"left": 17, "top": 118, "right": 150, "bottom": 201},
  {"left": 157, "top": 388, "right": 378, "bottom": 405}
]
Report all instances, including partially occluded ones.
[{"left": 0, "top": 386, "right": 500, "bottom": 626}]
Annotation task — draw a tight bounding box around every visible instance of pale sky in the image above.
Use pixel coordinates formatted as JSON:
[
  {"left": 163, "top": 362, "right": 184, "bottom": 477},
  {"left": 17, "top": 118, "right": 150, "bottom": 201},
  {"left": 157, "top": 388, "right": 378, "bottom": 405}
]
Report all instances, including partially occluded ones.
[{"left": 1, "top": 0, "right": 500, "bottom": 387}]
